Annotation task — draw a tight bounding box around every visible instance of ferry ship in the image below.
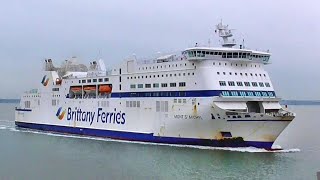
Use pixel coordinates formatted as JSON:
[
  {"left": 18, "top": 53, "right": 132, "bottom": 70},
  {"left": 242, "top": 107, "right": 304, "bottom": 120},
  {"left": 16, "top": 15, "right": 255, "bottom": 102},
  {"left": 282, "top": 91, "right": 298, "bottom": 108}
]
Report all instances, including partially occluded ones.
[{"left": 15, "top": 22, "right": 295, "bottom": 149}]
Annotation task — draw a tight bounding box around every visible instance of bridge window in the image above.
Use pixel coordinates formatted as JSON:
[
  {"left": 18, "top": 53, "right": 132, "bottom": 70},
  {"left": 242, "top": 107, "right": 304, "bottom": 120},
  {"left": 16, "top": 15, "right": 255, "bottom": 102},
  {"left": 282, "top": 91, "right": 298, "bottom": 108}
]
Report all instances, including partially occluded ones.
[
  {"left": 244, "top": 82, "right": 251, "bottom": 86},
  {"left": 268, "top": 92, "right": 274, "bottom": 97},
  {"left": 255, "top": 92, "right": 262, "bottom": 96},
  {"left": 262, "top": 92, "right": 268, "bottom": 97},
  {"left": 265, "top": 82, "right": 270, "bottom": 87},
  {"left": 130, "top": 84, "right": 136, "bottom": 89},
  {"left": 239, "top": 91, "right": 246, "bottom": 96},
  {"left": 231, "top": 91, "right": 238, "bottom": 96},
  {"left": 138, "top": 84, "right": 143, "bottom": 88},
  {"left": 222, "top": 91, "right": 230, "bottom": 96},
  {"left": 259, "top": 82, "right": 264, "bottom": 87},
  {"left": 233, "top": 52, "right": 238, "bottom": 58},
  {"left": 227, "top": 53, "right": 232, "bottom": 58},
  {"left": 246, "top": 92, "right": 253, "bottom": 96},
  {"left": 222, "top": 53, "right": 226, "bottom": 58},
  {"left": 153, "top": 83, "right": 159, "bottom": 88}
]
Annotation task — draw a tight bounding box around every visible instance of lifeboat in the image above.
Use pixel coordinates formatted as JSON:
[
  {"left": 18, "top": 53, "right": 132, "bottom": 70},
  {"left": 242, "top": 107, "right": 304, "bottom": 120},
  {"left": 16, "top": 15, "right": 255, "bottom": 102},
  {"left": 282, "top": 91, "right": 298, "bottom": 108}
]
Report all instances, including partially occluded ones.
[
  {"left": 84, "top": 86, "right": 96, "bottom": 93},
  {"left": 70, "top": 87, "right": 82, "bottom": 94},
  {"left": 99, "top": 85, "right": 112, "bottom": 93}
]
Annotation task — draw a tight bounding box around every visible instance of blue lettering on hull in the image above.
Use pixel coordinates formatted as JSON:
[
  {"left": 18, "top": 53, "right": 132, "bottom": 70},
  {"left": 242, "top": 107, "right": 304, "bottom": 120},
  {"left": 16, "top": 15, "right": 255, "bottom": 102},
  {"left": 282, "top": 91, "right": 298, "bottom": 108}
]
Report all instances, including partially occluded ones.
[{"left": 66, "top": 107, "right": 126, "bottom": 126}]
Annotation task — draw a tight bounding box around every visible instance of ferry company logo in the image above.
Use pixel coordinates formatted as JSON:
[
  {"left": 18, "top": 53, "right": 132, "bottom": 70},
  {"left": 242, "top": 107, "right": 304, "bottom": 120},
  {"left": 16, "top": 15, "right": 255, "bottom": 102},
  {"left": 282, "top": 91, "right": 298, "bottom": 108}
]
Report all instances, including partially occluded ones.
[
  {"left": 41, "top": 75, "right": 49, "bottom": 86},
  {"left": 56, "top": 107, "right": 66, "bottom": 120}
]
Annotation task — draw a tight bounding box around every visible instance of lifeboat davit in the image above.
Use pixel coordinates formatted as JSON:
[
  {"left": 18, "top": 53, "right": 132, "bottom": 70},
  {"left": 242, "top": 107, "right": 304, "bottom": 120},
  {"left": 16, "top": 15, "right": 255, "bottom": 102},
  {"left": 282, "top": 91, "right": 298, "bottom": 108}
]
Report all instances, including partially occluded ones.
[
  {"left": 70, "top": 87, "right": 82, "bottom": 94},
  {"left": 84, "top": 86, "right": 96, "bottom": 93},
  {"left": 99, "top": 85, "right": 112, "bottom": 93}
]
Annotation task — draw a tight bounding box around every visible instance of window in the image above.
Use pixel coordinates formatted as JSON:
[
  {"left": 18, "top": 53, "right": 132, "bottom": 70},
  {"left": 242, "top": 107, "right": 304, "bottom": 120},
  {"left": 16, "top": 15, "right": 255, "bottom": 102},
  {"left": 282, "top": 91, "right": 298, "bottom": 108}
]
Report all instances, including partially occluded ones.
[
  {"left": 228, "top": 81, "right": 235, "bottom": 86},
  {"left": 104, "top": 78, "right": 109, "bottom": 82},
  {"left": 79, "top": 80, "right": 81, "bottom": 83},
  {"left": 255, "top": 92, "right": 262, "bottom": 96},
  {"left": 52, "top": 88, "right": 59, "bottom": 91},
  {"left": 247, "top": 92, "right": 254, "bottom": 96},
  {"left": 227, "top": 52, "right": 232, "bottom": 58},
  {"left": 223, "top": 72, "right": 226, "bottom": 75},
  {"left": 262, "top": 92, "right": 268, "bottom": 97},
  {"left": 179, "top": 82, "right": 186, "bottom": 87},
  {"left": 145, "top": 84, "right": 151, "bottom": 88},
  {"left": 161, "top": 83, "right": 168, "bottom": 87},
  {"left": 219, "top": 81, "right": 226, "bottom": 86},
  {"left": 236, "top": 82, "right": 243, "bottom": 86},
  {"left": 268, "top": 92, "right": 274, "bottom": 97},
  {"left": 231, "top": 91, "right": 238, "bottom": 96},
  {"left": 82, "top": 80, "right": 86, "bottom": 83},
  {"left": 259, "top": 82, "right": 264, "bottom": 87},
  {"left": 252, "top": 82, "right": 258, "bottom": 87},
  {"left": 217, "top": 72, "right": 220, "bottom": 75},
  {"left": 233, "top": 52, "right": 238, "bottom": 58},
  {"left": 239, "top": 91, "right": 246, "bottom": 96},
  {"left": 138, "top": 84, "right": 143, "bottom": 88},
  {"left": 153, "top": 83, "right": 159, "bottom": 88},
  {"left": 25, "top": 101, "right": 31, "bottom": 108},
  {"left": 222, "top": 91, "right": 230, "bottom": 96},
  {"left": 265, "top": 82, "right": 271, "bottom": 87},
  {"left": 130, "top": 84, "right": 136, "bottom": 89},
  {"left": 52, "top": 99, "right": 57, "bottom": 106},
  {"left": 87, "top": 79, "right": 92, "bottom": 83},
  {"left": 244, "top": 82, "right": 251, "bottom": 86},
  {"left": 170, "top": 83, "right": 176, "bottom": 87},
  {"left": 99, "top": 78, "right": 103, "bottom": 82},
  {"left": 93, "top": 79, "right": 97, "bottom": 82}
]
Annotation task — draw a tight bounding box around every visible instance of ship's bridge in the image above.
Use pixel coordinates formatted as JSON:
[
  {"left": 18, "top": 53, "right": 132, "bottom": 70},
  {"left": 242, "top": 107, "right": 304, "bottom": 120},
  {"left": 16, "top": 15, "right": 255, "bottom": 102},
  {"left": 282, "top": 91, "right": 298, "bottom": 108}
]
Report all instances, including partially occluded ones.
[{"left": 183, "top": 47, "right": 271, "bottom": 64}]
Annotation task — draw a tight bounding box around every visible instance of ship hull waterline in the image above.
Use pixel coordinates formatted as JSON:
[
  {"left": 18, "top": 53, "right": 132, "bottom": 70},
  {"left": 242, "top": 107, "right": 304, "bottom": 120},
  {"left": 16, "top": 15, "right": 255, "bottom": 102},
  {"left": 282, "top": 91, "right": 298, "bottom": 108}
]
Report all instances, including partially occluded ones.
[{"left": 15, "top": 121, "right": 291, "bottom": 150}]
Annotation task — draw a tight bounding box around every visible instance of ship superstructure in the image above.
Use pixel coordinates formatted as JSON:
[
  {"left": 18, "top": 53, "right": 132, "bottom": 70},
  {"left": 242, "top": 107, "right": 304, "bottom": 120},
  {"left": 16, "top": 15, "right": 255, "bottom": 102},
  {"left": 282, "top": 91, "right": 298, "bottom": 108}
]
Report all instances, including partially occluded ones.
[{"left": 15, "top": 22, "right": 295, "bottom": 149}]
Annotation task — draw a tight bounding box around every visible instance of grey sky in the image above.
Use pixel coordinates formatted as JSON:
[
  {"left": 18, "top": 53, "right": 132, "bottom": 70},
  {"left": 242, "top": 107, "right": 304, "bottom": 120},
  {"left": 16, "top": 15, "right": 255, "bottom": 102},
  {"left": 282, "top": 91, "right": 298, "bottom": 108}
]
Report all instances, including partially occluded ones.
[{"left": 0, "top": 0, "right": 319, "bottom": 99}]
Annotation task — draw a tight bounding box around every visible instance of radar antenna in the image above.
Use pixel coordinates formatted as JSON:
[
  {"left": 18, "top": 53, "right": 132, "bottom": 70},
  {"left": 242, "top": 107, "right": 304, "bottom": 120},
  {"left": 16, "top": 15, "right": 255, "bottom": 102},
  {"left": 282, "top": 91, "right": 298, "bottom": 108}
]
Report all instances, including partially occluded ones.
[{"left": 215, "top": 21, "right": 236, "bottom": 48}]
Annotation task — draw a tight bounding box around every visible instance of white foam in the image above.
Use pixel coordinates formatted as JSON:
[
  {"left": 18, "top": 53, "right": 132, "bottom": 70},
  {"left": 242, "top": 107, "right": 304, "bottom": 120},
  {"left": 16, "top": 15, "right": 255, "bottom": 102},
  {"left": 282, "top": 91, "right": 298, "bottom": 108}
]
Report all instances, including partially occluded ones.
[{"left": 10, "top": 127, "right": 300, "bottom": 153}]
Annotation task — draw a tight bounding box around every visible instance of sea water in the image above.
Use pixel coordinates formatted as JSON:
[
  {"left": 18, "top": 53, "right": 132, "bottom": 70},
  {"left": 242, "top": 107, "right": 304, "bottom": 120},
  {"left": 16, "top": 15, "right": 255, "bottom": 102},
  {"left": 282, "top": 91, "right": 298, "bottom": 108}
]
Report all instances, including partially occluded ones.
[{"left": 0, "top": 103, "right": 319, "bottom": 179}]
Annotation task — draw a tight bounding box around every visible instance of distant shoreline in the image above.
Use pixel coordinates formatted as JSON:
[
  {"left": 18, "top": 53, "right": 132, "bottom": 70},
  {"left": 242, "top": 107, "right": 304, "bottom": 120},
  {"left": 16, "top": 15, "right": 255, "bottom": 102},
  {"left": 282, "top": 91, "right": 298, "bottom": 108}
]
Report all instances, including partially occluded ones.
[
  {"left": 1, "top": 99, "right": 319, "bottom": 105},
  {"left": 0, "top": 99, "right": 20, "bottom": 104}
]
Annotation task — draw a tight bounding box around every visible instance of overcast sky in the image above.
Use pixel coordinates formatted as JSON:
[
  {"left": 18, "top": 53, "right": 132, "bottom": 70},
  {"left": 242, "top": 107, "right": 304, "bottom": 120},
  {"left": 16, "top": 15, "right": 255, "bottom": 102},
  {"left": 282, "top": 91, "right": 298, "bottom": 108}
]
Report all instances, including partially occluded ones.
[{"left": 0, "top": 0, "right": 319, "bottom": 99}]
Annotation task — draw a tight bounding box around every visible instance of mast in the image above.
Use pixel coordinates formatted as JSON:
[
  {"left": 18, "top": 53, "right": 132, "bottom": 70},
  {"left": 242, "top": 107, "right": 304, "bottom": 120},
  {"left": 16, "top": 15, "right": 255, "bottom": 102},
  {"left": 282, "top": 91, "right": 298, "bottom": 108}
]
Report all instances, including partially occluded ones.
[{"left": 215, "top": 21, "right": 236, "bottom": 48}]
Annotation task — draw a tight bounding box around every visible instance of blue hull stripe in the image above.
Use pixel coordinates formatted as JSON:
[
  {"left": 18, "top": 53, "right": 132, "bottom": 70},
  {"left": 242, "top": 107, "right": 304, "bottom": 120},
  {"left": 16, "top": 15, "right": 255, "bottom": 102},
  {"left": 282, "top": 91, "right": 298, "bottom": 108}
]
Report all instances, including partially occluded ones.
[
  {"left": 109, "top": 90, "right": 276, "bottom": 98},
  {"left": 15, "top": 122, "right": 274, "bottom": 149}
]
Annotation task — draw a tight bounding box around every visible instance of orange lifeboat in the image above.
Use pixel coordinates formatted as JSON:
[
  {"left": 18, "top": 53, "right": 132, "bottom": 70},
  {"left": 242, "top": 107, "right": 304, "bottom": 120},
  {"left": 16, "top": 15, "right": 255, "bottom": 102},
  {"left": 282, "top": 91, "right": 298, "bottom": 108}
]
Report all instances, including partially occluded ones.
[
  {"left": 84, "top": 86, "right": 96, "bottom": 93},
  {"left": 99, "top": 85, "right": 112, "bottom": 93},
  {"left": 70, "top": 87, "right": 82, "bottom": 94}
]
